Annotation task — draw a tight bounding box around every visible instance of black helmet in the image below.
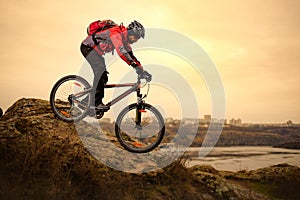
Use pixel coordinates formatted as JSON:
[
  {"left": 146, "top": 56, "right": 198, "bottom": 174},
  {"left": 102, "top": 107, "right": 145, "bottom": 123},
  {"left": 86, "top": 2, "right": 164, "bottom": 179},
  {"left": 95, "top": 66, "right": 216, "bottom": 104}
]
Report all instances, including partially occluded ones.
[{"left": 127, "top": 20, "right": 145, "bottom": 39}]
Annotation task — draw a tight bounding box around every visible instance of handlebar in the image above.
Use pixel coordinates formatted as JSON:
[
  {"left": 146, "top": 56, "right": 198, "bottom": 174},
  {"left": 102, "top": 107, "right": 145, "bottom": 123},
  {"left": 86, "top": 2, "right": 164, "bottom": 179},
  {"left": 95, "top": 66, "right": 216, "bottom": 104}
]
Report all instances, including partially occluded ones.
[{"left": 138, "top": 70, "right": 152, "bottom": 82}]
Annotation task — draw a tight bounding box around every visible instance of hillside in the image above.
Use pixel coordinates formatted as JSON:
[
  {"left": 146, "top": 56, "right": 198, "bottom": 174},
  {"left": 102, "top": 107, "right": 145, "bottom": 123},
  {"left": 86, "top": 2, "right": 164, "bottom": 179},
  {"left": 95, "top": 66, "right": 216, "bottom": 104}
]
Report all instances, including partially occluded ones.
[
  {"left": 0, "top": 98, "right": 299, "bottom": 199},
  {"left": 162, "top": 121, "right": 300, "bottom": 148}
]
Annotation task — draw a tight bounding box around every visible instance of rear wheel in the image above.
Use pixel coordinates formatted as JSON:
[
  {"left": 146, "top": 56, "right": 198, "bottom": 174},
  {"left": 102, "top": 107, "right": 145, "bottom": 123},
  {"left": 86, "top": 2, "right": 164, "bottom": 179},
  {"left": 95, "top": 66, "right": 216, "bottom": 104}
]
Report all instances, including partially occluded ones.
[
  {"left": 115, "top": 103, "right": 165, "bottom": 153},
  {"left": 50, "top": 75, "right": 91, "bottom": 122}
]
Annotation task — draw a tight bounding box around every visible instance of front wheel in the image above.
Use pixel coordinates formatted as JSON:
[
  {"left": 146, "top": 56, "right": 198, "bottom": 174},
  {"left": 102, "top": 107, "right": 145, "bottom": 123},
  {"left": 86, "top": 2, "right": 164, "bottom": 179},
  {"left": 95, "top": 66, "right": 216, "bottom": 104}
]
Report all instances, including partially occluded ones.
[{"left": 115, "top": 103, "right": 165, "bottom": 153}]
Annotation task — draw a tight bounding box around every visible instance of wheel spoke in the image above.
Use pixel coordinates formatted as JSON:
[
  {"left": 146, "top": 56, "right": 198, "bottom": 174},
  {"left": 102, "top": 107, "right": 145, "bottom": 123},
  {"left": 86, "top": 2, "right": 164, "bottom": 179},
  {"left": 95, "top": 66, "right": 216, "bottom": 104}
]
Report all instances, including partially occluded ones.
[
  {"left": 50, "top": 75, "right": 91, "bottom": 122},
  {"left": 115, "top": 103, "right": 165, "bottom": 153}
]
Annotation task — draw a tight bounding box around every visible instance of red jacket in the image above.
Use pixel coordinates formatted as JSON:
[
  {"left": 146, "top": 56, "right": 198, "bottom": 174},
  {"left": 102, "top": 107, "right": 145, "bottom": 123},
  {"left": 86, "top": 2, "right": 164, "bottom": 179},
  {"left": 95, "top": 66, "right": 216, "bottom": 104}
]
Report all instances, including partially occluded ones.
[{"left": 82, "top": 25, "right": 140, "bottom": 66}]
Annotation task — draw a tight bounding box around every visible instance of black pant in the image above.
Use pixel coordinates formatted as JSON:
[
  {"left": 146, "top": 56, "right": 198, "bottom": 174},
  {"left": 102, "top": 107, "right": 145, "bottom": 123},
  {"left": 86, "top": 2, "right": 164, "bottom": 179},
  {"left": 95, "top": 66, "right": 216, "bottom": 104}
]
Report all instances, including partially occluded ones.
[{"left": 80, "top": 44, "right": 108, "bottom": 106}]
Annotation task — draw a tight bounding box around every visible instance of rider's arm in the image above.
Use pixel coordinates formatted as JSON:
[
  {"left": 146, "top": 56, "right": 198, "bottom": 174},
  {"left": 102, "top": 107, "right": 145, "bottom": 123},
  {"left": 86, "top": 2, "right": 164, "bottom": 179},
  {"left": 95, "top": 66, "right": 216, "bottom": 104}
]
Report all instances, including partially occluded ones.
[
  {"left": 127, "top": 49, "right": 143, "bottom": 74},
  {"left": 128, "top": 51, "right": 141, "bottom": 66},
  {"left": 110, "top": 28, "right": 143, "bottom": 75},
  {"left": 125, "top": 44, "right": 143, "bottom": 74},
  {"left": 110, "top": 30, "right": 133, "bottom": 65}
]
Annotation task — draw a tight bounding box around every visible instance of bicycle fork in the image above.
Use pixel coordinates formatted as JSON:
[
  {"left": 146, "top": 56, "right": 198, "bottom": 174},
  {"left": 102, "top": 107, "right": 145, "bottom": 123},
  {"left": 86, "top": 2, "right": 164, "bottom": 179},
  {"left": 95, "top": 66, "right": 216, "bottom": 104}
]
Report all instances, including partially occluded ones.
[{"left": 135, "top": 88, "right": 146, "bottom": 130}]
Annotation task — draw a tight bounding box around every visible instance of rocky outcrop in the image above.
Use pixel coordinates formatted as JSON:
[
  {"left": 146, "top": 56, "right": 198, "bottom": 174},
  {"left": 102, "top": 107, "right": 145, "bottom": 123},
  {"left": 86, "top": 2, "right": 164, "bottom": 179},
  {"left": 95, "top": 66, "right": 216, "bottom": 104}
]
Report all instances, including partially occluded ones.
[
  {"left": 220, "top": 163, "right": 300, "bottom": 200},
  {"left": 0, "top": 98, "right": 299, "bottom": 199},
  {"left": 192, "top": 165, "right": 270, "bottom": 200}
]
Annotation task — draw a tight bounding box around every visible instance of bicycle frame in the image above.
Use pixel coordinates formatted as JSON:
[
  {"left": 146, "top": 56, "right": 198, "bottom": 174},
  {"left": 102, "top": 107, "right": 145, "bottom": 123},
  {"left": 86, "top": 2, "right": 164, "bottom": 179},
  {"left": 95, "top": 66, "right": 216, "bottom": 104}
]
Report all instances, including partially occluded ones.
[
  {"left": 105, "top": 82, "right": 140, "bottom": 107},
  {"left": 105, "top": 81, "right": 146, "bottom": 125},
  {"left": 72, "top": 79, "right": 145, "bottom": 110}
]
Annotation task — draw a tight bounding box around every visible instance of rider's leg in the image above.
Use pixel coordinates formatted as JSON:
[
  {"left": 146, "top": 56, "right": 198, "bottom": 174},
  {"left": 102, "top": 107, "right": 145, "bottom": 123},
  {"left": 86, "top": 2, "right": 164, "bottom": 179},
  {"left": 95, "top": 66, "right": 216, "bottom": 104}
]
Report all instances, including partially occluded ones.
[
  {"left": 94, "top": 71, "right": 109, "bottom": 106},
  {"left": 80, "top": 44, "right": 107, "bottom": 107}
]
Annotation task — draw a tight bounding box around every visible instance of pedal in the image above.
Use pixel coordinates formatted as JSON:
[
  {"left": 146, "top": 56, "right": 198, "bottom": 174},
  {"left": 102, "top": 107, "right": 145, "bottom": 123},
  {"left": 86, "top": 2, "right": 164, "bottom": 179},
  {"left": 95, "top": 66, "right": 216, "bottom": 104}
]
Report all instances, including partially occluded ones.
[
  {"left": 95, "top": 111, "right": 104, "bottom": 119},
  {"left": 95, "top": 105, "right": 110, "bottom": 112}
]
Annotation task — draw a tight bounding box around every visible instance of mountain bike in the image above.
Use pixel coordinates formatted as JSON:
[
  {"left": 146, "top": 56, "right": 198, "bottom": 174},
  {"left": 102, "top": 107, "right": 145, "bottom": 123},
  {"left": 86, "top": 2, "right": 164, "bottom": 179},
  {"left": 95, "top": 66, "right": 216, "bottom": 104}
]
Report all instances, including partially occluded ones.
[{"left": 49, "top": 72, "right": 165, "bottom": 153}]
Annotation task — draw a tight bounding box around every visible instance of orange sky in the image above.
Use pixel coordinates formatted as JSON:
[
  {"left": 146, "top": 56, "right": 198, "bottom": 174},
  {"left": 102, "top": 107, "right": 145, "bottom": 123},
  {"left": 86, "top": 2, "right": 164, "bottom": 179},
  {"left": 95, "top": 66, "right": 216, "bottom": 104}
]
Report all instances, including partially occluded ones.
[{"left": 0, "top": 0, "right": 299, "bottom": 123}]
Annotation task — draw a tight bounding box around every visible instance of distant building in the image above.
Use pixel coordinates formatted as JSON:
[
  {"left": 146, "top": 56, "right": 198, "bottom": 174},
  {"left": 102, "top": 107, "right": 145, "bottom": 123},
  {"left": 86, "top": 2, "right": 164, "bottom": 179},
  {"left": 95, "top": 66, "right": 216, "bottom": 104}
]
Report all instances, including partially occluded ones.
[
  {"left": 229, "top": 118, "right": 242, "bottom": 126},
  {"left": 204, "top": 115, "right": 211, "bottom": 124},
  {"left": 165, "top": 118, "right": 180, "bottom": 127},
  {"left": 286, "top": 120, "right": 293, "bottom": 126},
  {"left": 181, "top": 118, "right": 199, "bottom": 125},
  {"left": 211, "top": 118, "right": 226, "bottom": 124}
]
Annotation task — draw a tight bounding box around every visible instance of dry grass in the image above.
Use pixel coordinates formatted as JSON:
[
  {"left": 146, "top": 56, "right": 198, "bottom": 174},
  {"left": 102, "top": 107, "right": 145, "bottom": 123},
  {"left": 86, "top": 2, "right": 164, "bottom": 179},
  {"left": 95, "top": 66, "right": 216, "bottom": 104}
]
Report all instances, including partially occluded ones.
[{"left": 0, "top": 127, "right": 206, "bottom": 199}]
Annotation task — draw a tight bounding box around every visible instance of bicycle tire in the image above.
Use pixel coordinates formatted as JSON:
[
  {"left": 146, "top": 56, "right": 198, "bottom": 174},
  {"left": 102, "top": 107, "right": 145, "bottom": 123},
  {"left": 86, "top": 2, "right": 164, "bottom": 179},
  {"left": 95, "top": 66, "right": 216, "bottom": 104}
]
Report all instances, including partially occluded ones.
[
  {"left": 115, "top": 103, "right": 165, "bottom": 153},
  {"left": 50, "top": 75, "right": 91, "bottom": 122}
]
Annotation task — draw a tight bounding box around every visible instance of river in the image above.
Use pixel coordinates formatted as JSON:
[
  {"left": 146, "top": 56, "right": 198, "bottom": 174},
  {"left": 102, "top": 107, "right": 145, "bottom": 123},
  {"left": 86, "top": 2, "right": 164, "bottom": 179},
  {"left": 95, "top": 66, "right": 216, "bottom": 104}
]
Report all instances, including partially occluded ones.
[{"left": 186, "top": 146, "right": 300, "bottom": 171}]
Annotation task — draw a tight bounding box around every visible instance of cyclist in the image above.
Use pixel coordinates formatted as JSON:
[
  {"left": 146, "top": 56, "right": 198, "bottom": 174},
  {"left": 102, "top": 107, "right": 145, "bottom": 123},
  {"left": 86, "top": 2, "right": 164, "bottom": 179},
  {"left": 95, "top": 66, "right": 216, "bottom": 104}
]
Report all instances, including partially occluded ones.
[{"left": 80, "top": 20, "right": 146, "bottom": 116}]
